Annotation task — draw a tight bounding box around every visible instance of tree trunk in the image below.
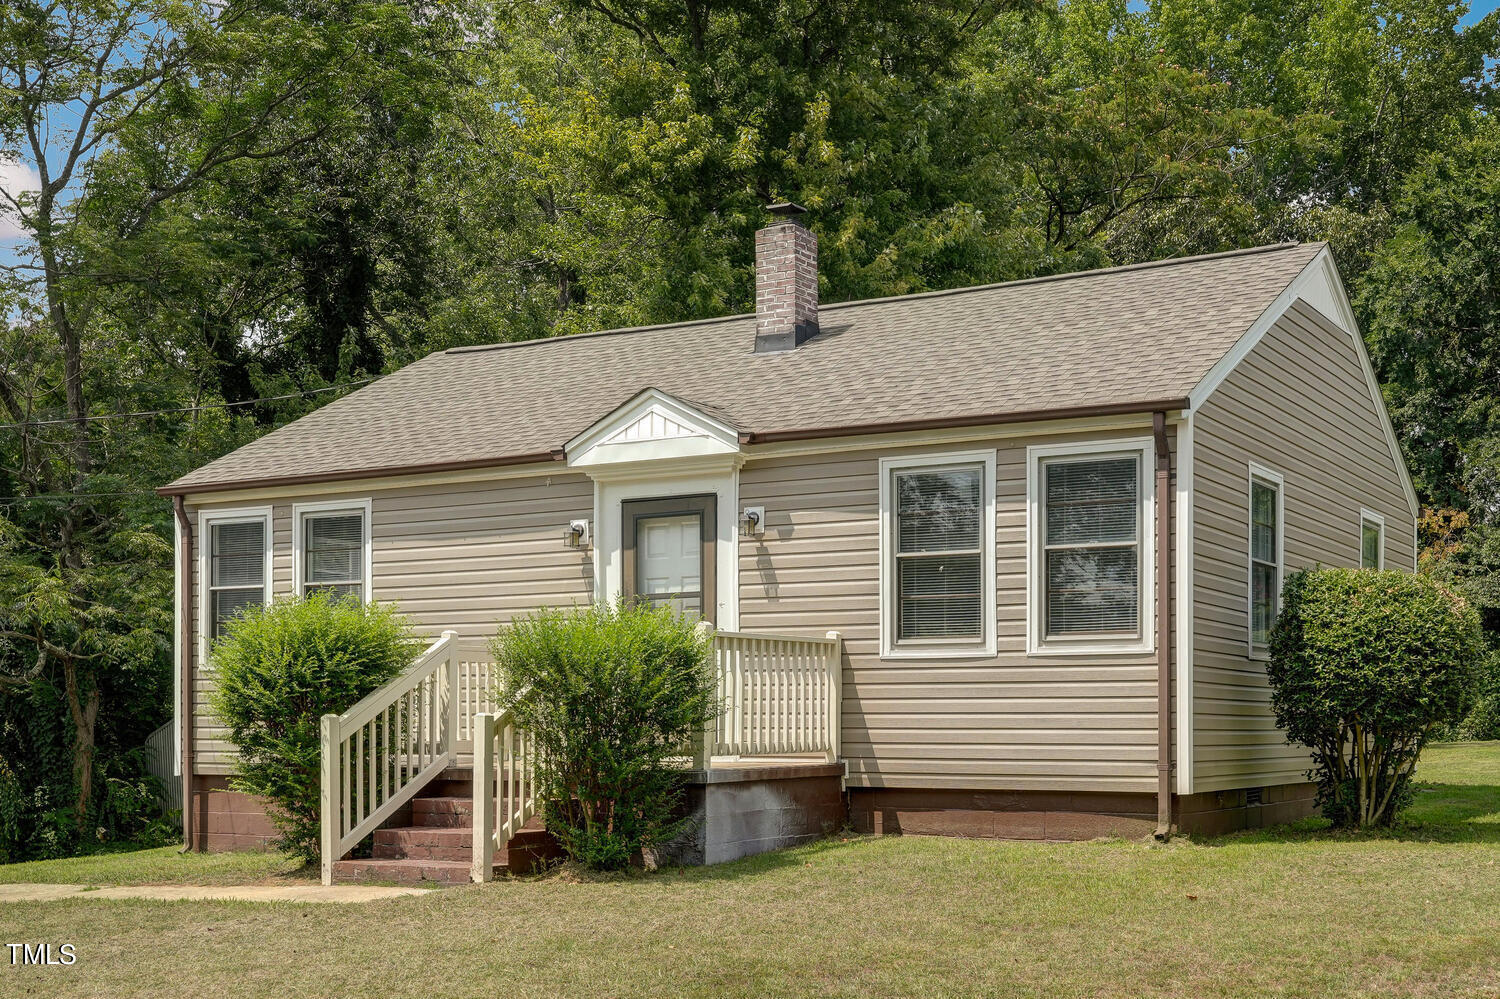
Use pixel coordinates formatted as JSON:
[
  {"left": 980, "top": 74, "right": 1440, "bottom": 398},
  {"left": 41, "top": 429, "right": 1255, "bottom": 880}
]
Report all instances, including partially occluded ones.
[
  {"left": 62, "top": 659, "right": 101, "bottom": 832},
  {"left": 36, "top": 192, "right": 101, "bottom": 836}
]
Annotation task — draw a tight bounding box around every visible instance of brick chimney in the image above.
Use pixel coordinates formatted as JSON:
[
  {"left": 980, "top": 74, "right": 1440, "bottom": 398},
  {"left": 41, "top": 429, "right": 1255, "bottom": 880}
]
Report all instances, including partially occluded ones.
[{"left": 754, "top": 202, "right": 818, "bottom": 353}]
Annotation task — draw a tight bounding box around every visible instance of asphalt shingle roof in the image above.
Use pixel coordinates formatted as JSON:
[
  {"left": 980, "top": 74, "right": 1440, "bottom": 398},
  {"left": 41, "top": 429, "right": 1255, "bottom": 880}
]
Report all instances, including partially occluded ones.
[{"left": 164, "top": 241, "right": 1323, "bottom": 493}]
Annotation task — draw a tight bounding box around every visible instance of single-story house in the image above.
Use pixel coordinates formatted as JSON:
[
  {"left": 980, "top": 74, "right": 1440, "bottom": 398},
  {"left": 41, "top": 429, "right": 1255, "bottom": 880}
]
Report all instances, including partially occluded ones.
[{"left": 159, "top": 205, "right": 1417, "bottom": 877}]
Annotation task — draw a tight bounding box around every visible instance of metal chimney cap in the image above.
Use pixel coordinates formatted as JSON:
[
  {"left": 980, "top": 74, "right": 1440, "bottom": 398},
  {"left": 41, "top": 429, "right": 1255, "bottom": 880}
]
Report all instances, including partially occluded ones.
[{"left": 765, "top": 201, "right": 808, "bottom": 218}]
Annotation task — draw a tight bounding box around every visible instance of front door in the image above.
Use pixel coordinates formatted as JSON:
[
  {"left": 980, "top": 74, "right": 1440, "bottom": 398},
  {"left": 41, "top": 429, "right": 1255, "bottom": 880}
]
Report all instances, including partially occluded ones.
[{"left": 622, "top": 495, "right": 716, "bottom": 624}]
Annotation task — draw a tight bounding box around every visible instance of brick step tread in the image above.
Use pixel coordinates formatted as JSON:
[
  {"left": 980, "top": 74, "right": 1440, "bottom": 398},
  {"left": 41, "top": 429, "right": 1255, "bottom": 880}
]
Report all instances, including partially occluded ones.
[
  {"left": 408, "top": 798, "right": 548, "bottom": 831},
  {"left": 375, "top": 826, "right": 473, "bottom": 847},
  {"left": 331, "top": 858, "right": 489, "bottom": 885},
  {"left": 372, "top": 843, "right": 473, "bottom": 862}
]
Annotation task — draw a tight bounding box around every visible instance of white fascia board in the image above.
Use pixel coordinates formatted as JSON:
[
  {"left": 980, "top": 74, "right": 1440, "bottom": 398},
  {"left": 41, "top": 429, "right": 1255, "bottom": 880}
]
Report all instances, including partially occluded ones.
[{"left": 1188, "top": 245, "right": 1420, "bottom": 521}]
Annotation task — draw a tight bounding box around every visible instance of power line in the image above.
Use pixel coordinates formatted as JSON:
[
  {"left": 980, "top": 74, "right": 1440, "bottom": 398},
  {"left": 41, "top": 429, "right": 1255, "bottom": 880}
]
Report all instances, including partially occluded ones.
[
  {"left": 0, "top": 377, "right": 379, "bottom": 430},
  {"left": 0, "top": 490, "right": 162, "bottom": 504}
]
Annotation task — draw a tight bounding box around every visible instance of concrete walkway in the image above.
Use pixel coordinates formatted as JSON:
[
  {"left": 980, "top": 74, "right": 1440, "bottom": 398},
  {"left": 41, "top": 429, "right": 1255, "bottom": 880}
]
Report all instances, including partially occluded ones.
[{"left": 0, "top": 882, "right": 429, "bottom": 903}]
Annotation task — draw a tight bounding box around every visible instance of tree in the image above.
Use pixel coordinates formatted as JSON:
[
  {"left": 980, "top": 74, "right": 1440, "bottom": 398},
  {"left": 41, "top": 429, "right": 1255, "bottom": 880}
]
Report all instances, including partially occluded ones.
[
  {"left": 0, "top": 0, "right": 464, "bottom": 839},
  {"left": 1356, "top": 121, "right": 1500, "bottom": 510}
]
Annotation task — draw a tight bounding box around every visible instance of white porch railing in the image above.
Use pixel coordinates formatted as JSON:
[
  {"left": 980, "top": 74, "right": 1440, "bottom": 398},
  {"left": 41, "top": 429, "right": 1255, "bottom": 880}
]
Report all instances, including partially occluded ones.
[
  {"left": 706, "top": 630, "right": 843, "bottom": 762},
  {"left": 468, "top": 629, "right": 844, "bottom": 882},
  {"left": 470, "top": 700, "right": 537, "bottom": 883},
  {"left": 320, "top": 630, "right": 477, "bottom": 884}
]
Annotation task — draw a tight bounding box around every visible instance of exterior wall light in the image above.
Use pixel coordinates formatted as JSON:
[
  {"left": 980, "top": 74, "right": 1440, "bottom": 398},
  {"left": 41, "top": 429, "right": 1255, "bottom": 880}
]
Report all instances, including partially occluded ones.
[
  {"left": 563, "top": 518, "right": 591, "bottom": 549},
  {"left": 741, "top": 506, "right": 765, "bottom": 537}
]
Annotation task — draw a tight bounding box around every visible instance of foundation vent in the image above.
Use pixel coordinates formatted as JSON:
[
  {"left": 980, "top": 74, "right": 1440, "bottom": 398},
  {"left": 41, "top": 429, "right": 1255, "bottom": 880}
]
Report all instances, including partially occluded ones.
[{"left": 1245, "top": 787, "right": 1263, "bottom": 807}]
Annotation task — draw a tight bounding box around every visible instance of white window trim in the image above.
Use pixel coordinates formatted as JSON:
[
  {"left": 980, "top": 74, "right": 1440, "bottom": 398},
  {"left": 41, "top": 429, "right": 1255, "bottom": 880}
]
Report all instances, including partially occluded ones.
[
  {"left": 1247, "top": 463, "right": 1285, "bottom": 661},
  {"left": 292, "top": 498, "right": 373, "bottom": 603},
  {"left": 879, "top": 449, "right": 997, "bottom": 660},
  {"left": 1359, "top": 507, "right": 1386, "bottom": 569},
  {"left": 1026, "top": 437, "right": 1156, "bottom": 656},
  {"left": 197, "top": 506, "right": 273, "bottom": 663}
]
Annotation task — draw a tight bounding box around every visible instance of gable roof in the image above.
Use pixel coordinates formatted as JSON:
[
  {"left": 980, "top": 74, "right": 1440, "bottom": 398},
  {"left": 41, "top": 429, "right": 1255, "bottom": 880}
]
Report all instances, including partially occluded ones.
[{"left": 163, "top": 241, "right": 1326, "bottom": 495}]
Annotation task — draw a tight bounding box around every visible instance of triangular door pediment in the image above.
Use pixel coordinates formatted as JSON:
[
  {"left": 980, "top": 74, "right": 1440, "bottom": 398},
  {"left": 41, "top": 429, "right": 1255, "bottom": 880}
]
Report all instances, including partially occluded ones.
[{"left": 566, "top": 389, "right": 740, "bottom": 470}]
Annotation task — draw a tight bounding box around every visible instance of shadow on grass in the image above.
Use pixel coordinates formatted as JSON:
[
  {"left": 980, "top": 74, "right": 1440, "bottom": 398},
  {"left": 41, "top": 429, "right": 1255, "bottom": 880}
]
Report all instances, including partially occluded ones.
[
  {"left": 1203, "top": 781, "right": 1500, "bottom": 847},
  {"left": 510, "top": 831, "right": 869, "bottom": 887}
]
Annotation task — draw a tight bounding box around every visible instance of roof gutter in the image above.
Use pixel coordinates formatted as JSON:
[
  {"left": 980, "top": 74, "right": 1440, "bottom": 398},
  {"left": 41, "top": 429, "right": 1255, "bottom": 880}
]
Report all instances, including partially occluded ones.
[
  {"left": 1152, "top": 411, "right": 1173, "bottom": 840},
  {"left": 156, "top": 448, "right": 567, "bottom": 498},
  {"left": 737, "top": 398, "right": 1191, "bottom": 446}
]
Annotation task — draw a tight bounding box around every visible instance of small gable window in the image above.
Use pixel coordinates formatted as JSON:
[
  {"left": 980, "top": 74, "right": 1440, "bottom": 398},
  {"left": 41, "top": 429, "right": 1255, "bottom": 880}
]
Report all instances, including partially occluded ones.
[
  {"left": 1360, "top": 510, "right": 1384, "bottom": 569},
  {"left": 1248, "top": 465, "right": 1284, "bottom": 657}
]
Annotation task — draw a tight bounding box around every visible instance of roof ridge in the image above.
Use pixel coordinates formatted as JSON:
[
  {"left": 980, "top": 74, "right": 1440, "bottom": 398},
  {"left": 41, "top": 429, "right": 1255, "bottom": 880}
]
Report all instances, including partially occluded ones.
[
  {"left": 442, "top": 241, "right": 1310, "bottom": 359},
  {"left": 818, "top": 242, "right": 1310, "bottom": 314},
  {"left": 444, "top": 310, "right": 754, "bottom": 356}
]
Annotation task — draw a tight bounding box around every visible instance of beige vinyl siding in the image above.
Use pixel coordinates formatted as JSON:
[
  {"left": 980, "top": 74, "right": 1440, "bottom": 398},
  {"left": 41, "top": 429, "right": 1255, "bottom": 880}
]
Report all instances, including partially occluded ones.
[
  {"left": 739, "top": 426, "right": 1174, "bottom": 793},
  {"left": 188, "top": 473, "right": 594, "bottom": 774},
  {"left": 1192, "top": 301, "right": 1417, "bottom": 793}
]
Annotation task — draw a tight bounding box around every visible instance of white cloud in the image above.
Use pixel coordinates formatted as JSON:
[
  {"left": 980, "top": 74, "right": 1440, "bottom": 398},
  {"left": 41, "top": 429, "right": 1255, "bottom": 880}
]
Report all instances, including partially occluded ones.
[{"left": 0, "top": 158, "right": 40, "bottom": 241}]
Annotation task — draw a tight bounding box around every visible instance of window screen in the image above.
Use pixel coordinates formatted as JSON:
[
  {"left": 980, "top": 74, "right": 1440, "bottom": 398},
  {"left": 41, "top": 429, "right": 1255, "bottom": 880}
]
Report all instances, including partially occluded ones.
[
  {"left": 209, "top": 520, "right": 265, "bottom": 639},
  {"left": 1250, "top": 479, "right": 1280, "bottom": 648},
  {"left": 1360, "top": 518, "right": 1382, "bottom": 569},
  {"left": 302, "top": 512, "right": 365, "bottom": 602},
  {"left": 894, "top": 466, "right": 984, "bottom": 640},
  {"left": 1043, "top": 456, "right": 1140, "bottom": 636}
]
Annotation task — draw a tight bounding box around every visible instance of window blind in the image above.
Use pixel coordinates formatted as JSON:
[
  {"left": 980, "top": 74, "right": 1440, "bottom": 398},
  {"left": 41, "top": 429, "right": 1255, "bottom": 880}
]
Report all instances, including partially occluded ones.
[
  {"left": 895, "top": 467, "right": 983, "bottom": 640},
  {"left": 303, "top": 512, "right": 364, "bottom": 600},
  {"left": 209, "top": 520, "right": 265, "bottom": 638},
  {"left": 1043, "top": 457, "right": 1139, "bottom": 636}
]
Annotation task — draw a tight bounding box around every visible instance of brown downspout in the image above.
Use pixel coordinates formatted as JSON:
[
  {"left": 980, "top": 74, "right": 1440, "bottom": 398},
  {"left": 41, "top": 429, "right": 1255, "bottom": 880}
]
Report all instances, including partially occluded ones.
[
  {"left": 1152, "top": 412, "right": 1173, "bottom": 840},
  {"left": 172, "top": 496, "right": 196, "bottom": 852}
]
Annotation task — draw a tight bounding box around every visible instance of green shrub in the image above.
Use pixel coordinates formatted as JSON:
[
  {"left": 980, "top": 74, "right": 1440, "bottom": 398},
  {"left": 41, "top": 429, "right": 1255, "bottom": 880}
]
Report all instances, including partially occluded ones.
[
  {"left": 1443, "top": 651, "right": 1500, "bottom": 741},
  {"left": 491, "top": 603, "right": 717, "bottom": 870},
  {"left": 210, "top": 594, "right": 417, "bottom": 861},
  {"left": 1268, "top": 568, "right": 1483, "bottom": 827}
]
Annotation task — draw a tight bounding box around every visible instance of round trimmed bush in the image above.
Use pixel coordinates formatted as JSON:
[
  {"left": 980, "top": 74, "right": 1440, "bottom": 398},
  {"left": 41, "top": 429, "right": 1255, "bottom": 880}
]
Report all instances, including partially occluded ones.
[
  {"left": 491, "top": 602, "right": 717, "bottom": 870},
  {"left": 210, "top": 594, "right": 417, "bottom": 861},
  {"left": 1267, "top": 567, "right": 1483, "bottom": 827}
]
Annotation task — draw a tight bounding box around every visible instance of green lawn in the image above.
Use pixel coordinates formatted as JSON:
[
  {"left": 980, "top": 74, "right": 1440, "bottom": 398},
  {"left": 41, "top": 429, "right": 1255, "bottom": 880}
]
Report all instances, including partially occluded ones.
[
  {"left": 1, "top": 742, "right": 1497, "bottom": 998},
  {"left": 0, "top": 844, "right": 304, "bottom": 887}
]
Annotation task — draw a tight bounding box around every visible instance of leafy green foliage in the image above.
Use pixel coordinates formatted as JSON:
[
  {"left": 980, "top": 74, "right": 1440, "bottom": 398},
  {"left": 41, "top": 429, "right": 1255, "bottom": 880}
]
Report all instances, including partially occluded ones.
[
  {"left": 2, "top": 0, "right": 1500, "bottom": 863},
  {"left": 209, "top": 594, "right": 417, "bottom": 861},
  {"left": 1421, "top": 512, "right": 1500, "bottom": 740},
  {"left": 1358, "top": 123, "right": 1500, "bottom": 509},
  {"left": 1267, "top": 568, "right": 1483, "bottom": 827},
  {"left": 491, "top": 603, "right": 717, "bottom": 870}
]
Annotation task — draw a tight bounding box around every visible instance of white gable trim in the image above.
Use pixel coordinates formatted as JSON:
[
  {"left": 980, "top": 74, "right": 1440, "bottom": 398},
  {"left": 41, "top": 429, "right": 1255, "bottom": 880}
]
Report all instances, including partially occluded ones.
[
  {"left": 1187, "top": 245, "right": 1420, "bottom": 520},
  {"left": 566, "top": 388, "right": 740, "bottom": 470}
]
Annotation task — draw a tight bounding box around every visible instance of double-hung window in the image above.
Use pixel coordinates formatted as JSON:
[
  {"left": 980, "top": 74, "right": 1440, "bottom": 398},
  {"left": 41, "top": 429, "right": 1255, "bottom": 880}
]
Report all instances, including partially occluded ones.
[
  {"left": 294, "top": 501, "right": 371, "bottom": 603},
  {"left": 1248, "top": 465, "right": 1284, "bottom": 657},
  {"left": 880, "top": 451, "right": 996, "bottom": 657},
  {"left": 1360, "top": 509, "right": 1384, "bottom": 569},
  {"left": 1028, "top": 440, "right": 1154, "bottom": 654},
  {"left": 202, "top": 509, "right": 271, "bottom": 641}
]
